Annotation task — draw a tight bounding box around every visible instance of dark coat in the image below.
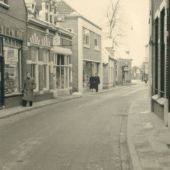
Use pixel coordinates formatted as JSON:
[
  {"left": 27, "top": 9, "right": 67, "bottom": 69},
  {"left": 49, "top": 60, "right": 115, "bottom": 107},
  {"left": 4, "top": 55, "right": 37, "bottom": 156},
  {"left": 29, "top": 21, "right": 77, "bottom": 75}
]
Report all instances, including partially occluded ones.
[
  {"left": 89, "top": 76, "right": 100, "bottom": 89},
  {"left": 89, "top": 76, "right": 95, "bottom": 89},
  {"left": 22, "top": 78, "right": 35, "bottom": 101},
  {"left": 94, "top": 76, "right": 100, "bottom": 87}
]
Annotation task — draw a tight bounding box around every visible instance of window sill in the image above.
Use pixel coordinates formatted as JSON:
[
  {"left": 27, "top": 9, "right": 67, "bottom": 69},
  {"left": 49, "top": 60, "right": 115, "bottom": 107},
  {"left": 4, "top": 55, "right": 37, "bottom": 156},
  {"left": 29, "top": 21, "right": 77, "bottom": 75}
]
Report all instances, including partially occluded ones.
[
  {"left": 84, "top": 45, "right": 90, "bottom": 49},
  {"left": 94, "top": 47, "right": 100, "bottom": 51},
  {"left": 152, "top": 94, "right": 159, "bottom": 100},
  {"left": 0, "top": 1, "right": 9, "bottom": 9},
  {"left": 5, "top": 93, "right": 22, "bottom": 97},
  {"left": 152, "top": 94, "right": 167, "bottom": 106}
]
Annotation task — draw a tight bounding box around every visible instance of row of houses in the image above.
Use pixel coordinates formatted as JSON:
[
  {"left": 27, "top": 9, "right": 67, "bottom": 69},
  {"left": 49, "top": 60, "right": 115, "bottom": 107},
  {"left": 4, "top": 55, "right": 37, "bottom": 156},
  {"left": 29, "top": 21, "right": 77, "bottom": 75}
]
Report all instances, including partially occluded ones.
[
  {"left": 149, "top": 0, "right": 170, "bottom": 126},
  {"left": 102, "top": 47, "right": 132, "bottom": 89},
  {"left": 0, "top": 0, "right": 132, "bottom": 109}
]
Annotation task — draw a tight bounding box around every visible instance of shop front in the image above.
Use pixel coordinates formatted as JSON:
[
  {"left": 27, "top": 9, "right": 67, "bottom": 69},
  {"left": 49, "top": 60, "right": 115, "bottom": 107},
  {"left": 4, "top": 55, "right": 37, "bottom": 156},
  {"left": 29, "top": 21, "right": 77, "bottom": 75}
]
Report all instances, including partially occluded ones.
[
  {"left": 0, "top": 34, "right": 23, "bottom": 108},
  {"left": 52, "top": 46, "right": 72, "bottom": 96},
  {"left": 83, "top": 61, "right": 99, "bottom": 89}
]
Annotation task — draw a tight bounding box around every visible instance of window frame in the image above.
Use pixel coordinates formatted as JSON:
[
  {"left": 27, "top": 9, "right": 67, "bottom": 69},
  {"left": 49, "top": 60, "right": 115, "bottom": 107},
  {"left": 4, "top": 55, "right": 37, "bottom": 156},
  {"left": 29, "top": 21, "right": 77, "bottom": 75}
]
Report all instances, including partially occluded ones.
[{"left": 83, "top": 29, "right": 90, "bottom": 48}]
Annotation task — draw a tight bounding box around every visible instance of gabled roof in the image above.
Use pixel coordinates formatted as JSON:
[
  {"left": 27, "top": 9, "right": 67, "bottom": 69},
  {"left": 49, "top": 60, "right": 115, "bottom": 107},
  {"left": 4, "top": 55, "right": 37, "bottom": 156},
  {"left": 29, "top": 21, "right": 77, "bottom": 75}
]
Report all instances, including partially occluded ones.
[
  {"left": 55, "top": 0, "right": 76, "bottom": 15},
  {"left": 55, "top": 0, "right": 101, "bottom": 30}
]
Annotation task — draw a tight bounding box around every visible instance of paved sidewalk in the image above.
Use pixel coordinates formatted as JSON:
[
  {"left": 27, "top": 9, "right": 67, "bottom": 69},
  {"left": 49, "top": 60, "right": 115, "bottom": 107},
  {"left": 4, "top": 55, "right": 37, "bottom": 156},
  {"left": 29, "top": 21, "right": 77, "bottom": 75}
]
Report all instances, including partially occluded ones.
[
  {"left": 127, "top": 95, "right": 170, "bottom": 170},
  {"left": 0, "top": 95, "right": 81, "bottom": 119},
  {"left": 0, "top": 84, "right": 135, "bottom": 120}
]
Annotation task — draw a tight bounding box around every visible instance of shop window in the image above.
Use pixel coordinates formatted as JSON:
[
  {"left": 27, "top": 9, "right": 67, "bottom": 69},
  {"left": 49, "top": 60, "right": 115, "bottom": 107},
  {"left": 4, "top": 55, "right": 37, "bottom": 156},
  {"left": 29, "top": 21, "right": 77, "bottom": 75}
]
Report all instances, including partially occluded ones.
[
  {"left": 42, "top": 49, "right": 49, "bottom": 89},
  {"left": 43, "top": 65, "right": 47, "bottom": 88},
  {"left": 30, "top": 47, "right": 38, "bottom": 90},
  {"left": 4, "top": 47, "right": 20, "bottom": 95},
  {"left": 31, "top": 64, "right": 36, "bottom": 79},
  {"left": 56, "top": 55, "right": 71, "bottom": 89}
]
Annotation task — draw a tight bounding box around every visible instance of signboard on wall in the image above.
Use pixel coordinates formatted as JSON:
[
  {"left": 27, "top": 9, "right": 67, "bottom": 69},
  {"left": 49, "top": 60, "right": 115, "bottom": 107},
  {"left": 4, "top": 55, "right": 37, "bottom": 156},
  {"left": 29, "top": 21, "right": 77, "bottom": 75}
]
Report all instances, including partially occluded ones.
[{"left": 53, "top": 33, "right": 60, "bottom": 46}]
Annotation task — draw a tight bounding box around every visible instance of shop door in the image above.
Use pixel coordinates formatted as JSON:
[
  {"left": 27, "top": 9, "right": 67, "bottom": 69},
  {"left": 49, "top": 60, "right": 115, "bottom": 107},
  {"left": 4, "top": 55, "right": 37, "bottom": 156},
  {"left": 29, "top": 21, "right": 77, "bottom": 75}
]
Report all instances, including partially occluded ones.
[{"left": 0, "top": 37, "right": 4, "bottom": 108}]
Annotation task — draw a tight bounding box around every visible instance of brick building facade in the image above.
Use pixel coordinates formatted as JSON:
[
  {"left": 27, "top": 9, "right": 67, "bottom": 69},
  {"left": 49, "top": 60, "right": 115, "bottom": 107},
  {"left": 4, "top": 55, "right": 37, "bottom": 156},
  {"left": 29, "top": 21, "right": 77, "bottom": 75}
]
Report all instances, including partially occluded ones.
[
  {"left": 149, "top": 0, "right": 170, "bottom": 125},
  {"left": 25, "top": 0, "right": 73, "bottom": 100},
  {"left": 0, "top": 0, "right": 27, "bottom": 108},
  {"left": 0, "top": 0, "right": 74, "bottom": 109},
  {"left": 55, "top": 1, "right": 103, "bottom": 93}
]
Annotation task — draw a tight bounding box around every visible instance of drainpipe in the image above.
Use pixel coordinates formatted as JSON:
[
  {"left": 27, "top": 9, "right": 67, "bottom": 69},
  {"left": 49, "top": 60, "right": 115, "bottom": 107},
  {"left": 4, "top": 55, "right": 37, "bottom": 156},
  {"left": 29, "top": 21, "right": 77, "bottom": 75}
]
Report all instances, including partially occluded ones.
[
  {"left": 165, "top": 0, "right": 170, "bottom": 127},
  {"left": 149, "top": 0, "right": 153, "bottom": 112}
]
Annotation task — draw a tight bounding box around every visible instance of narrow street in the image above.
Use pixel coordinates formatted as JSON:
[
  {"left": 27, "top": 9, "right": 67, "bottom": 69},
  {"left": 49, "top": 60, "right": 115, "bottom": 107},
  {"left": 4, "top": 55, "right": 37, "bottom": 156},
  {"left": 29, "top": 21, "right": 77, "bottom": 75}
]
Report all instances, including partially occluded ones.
[{"left": 0, "top": 83, "right": 148, "bottom": 170}]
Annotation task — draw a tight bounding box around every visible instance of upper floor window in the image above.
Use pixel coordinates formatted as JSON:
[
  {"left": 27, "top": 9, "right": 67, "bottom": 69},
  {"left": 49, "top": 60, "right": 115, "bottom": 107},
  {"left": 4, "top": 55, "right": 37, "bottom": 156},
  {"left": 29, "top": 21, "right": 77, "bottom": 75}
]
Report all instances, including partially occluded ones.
[
  {"left": 94, "top": 35, "right": 100, "bottom": 51},
  {"left": 45, "top": 13, "right": 48, "bottom": 22},
  {"left": 83, "top": 29, "right": 90, "bottom": 48},
  {"left": 46, "top": 4, "right": 48, "bottom": 10},
  {"left": 94, "top": 39, "right": 98, "bottom": 47},
  {"left": 50, "top": 15, "right": 53, "bottom": 23},
  {"left": 50, "top": 5, "right": 53, "bottom": 12}
]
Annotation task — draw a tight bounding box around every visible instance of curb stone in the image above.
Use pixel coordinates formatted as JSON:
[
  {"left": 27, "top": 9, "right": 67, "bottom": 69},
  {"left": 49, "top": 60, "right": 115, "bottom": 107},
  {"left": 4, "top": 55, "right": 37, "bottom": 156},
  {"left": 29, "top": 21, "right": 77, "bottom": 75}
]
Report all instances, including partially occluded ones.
[
  {"left": 0, "top": 96, "right": 82, "bottom": 119},
  {"left": 127, "top": 114, "right": 143, "bottom": 170}
]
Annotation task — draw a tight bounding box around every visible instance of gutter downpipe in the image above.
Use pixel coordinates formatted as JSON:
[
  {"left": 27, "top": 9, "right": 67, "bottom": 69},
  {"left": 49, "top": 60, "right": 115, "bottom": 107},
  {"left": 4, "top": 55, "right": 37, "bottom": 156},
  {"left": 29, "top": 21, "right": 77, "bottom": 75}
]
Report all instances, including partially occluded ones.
[{"left": 149, "top": 0, "right": 153, "bottom": 112}]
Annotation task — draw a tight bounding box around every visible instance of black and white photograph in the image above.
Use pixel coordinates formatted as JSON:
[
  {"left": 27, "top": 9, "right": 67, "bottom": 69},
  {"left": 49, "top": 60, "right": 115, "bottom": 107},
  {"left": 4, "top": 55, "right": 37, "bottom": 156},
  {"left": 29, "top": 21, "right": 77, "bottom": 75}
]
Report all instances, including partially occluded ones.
[{"left": 0, "top": 0, "right": 170, "bottom": 169}]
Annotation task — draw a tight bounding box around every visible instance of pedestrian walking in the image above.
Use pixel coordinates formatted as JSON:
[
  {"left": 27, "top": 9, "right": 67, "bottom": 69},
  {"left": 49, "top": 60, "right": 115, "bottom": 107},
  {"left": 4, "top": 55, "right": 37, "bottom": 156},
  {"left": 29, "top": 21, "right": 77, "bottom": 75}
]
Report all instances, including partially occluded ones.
[
  {"left": 22, "top": 72, "right": 35, "bottom": 107},
  {"left": 89, "top": 75, "right": 95, "bottom": 92},
  {"left": 94, "top": 73, "right": 100, "bottom": 92}
]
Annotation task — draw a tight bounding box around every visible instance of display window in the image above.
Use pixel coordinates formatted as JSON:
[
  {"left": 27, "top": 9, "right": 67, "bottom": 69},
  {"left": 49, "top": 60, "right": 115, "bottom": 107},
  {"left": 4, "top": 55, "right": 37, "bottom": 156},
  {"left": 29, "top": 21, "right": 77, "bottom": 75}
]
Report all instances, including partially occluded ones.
[
  {"left": 4, "top": 47, "right": 21, "bottom": 95},
  {"left": 55, "top": 54, "right": 71, "bottom": 89},
  {"left": 83, "top": 61, "right": 99, "bottom": 88}
]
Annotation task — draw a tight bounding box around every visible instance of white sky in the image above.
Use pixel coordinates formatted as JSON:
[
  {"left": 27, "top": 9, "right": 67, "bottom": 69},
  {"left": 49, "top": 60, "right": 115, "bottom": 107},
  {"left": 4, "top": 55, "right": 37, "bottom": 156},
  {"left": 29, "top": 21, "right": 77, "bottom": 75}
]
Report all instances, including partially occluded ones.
[{"left": 64, "top": 0, "right": 149, "bottom": 66}]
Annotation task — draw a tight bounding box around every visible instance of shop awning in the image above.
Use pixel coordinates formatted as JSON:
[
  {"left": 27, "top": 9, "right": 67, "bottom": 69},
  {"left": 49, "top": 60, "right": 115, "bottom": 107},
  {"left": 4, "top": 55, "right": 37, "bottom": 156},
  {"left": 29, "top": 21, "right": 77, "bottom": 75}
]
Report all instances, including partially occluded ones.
[{"left": 51, "top": 46, "right": 72, "bottom": 55}]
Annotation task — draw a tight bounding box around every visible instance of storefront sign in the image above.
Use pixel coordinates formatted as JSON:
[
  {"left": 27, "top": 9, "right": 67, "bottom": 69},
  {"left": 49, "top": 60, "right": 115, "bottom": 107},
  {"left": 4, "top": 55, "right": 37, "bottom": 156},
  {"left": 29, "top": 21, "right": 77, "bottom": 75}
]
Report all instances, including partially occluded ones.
[{"left": 0, "top": 25, "right": 23, "bottom": 40}]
